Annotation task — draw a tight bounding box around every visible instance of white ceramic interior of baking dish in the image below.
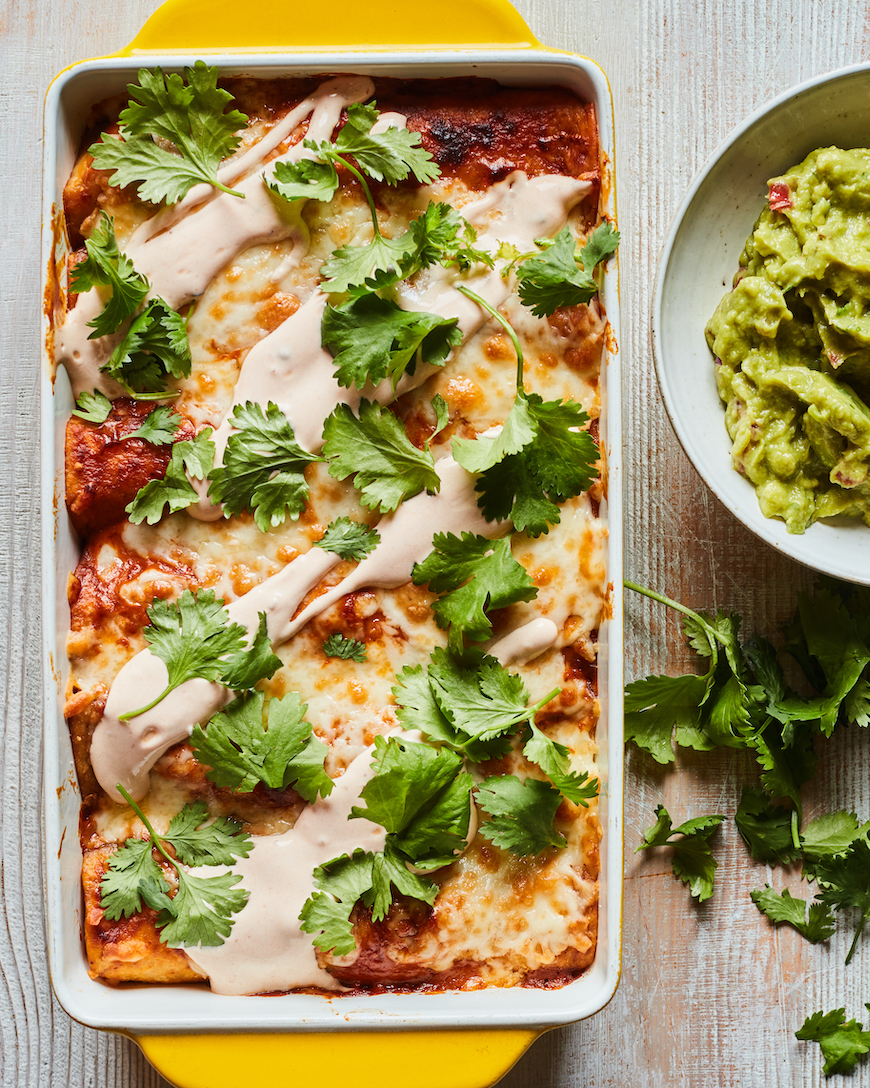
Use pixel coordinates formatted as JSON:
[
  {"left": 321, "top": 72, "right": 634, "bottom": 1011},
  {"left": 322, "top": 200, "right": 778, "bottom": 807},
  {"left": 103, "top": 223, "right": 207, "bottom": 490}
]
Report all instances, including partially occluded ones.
[{"left": 41, "top": 49, "right": 623, "bottom": 1032}]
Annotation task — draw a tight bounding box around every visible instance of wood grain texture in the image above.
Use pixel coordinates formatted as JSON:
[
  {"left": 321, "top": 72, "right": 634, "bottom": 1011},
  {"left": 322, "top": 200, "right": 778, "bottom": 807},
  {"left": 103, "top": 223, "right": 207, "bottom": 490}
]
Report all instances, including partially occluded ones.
[{"left": 2, "top": 0, "right": 869, "bottom": 1084}]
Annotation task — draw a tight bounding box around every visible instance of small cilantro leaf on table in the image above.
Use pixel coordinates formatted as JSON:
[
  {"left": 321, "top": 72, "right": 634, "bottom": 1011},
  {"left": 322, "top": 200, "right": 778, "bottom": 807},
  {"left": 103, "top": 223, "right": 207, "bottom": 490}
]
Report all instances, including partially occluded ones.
[
  {"left": 796, "top": 1006, "right": 870, "bottom": 1076},
  {"left": 119, "top": 589, "right": 281, "bottom": 720},
  {"left": 100, "top": 787, "right": 251, "bottom": 947},
  {"left": 734, "top": 786, "right": 802, "bottom": 864},
  {"left": 69, "top": 212, "right": 149, "bottom": 338},
  {"left": 323, "top": 634, "right": 367, "bottom": 663},
  {"left": 322, "top": 295, "right": 460, "bottom": 390},
  {"left": 190, "top": 689, "right": 331, "bottom": 803},
  {"left": 207, "top": 401, "right": 322, "bottom": 530},
  {"left": 126, "top": 428, "right": 214, "bottom": 524},
  {"left": 322, "top": 399, "right": 440, "bottom": 512},
  {"left": 411, "top": 532, "right": 537, "bottom": 657},
  {"left": 637, "top": 804, "right": 725, "bottom": 903},
  {"left": 89, "top": 62, "right": 248, "bottom": 204},
  {"left": 103, "top": 298, "right": 192, "bottom": 395},
  {"left": 750, "top": 886, "right": 835, "bottom": 943},
  {"left": 315, "top": 517, "right": 380, "bottom": 561},
  {"left": 515, "top": 221, "right": 619, "bottom": 318},
  {"left": 73, "top": 390, "right": 113, "bottom": 423},
  {"left": 127, "top": 405, "right": 183, "bottom": 445},
  {"left": 476, "top": 775, "right": 566, "bottom": 856}
]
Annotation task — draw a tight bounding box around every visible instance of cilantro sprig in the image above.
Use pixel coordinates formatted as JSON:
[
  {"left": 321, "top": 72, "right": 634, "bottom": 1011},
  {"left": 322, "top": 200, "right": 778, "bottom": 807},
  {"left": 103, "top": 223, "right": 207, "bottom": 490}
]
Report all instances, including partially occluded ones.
[
  {"left": 300, "top": 735, "right": 472, "bottom": 953},
  {"left": 190, "top": 690, "right": 332, "bottom": 803},
  {"left": 476, "top": 775, "right": 566, "bottom": 856},
  {"left": 321, "top": 399, "right": 442, "bottom": 513},
  {"left": 73, "top": 390, "right": 113, "bottom": 423},
  {"left": 69, "top": 213, "right": 149, "bottom": 338},
  {"left": 127, "top": 405, "right": 183, "bottom": 445},
  {"left": 100, "top": 789, "right": 251, "bottom": 947},
  {"left": 102, "top": 297, "right": 192, "bottom": 395},
  {"left": 315, "top": 517, "right": 380, "bottom": 561},
  {"left": 637, "top": 804, "right": 726, "bottom": 903},
  {"left": 411, "top": 532, "right": 537, "bottom": 657},
  {"left": 207, "top": 402, "right": 323, "bottom": 530},
  {"left": 796, "top": 1006, "right": 870, "bottom": 1076},
  {"left": 126, "top": 427, "right": 214, "bottom": 524},
  {"left": 323, "top": 634, "right": 367, "bottom": 663},
  {"left": 89, "top": 62, "right": 249, "bottom": 204},
  {"left": 119, "top": 590, "right": 281, "bottom": 719},
  {"left": 513, "top": 221, "right": 619, "bottom": 318},
  {"left": 451, "top": 287, "right": 599, "bottom": 536}
]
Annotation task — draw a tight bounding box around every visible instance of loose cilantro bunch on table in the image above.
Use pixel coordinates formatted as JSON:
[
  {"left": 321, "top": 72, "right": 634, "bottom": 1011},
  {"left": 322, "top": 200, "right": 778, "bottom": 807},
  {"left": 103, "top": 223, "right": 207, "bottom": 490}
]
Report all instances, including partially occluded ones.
[
  {"left": 796, "top": 1006, "right": 870, "bottom": 1076},
  {"left": 119, "top": 589, "right": 281, "bottom": 719},
  {"left": 90, "top": 61, "right": 249, "bottom": 204},
  {"left": 100, "top": 791, "right": 251, "bottom": 947}
]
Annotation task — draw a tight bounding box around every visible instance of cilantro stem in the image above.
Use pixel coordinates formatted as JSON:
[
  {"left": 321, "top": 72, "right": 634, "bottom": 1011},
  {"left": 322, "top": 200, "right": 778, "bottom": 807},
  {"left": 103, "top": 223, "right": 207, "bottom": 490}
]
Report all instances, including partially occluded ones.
[
  {"left": 119, "top": 684, "right": 175, "bottom": 721},
  {"left": 791, "top": 808, "right": 801, "bottom": 851},
  {"left": 845, "top": 913, "right": 868, "bottom": 965},
  {"left": 334, "top": 155, "right": 382, "bottom": 239},
  {"left": 117, "top": 782, "right": 180, "bottom": 873},
  {"left": 211, "top": 180, "right": 245, "bottom": 199},
  {"left": 527, "top": 686, "right": 563, "bottom": 719},
  {"left": 624, "top": 579, "right": 730, "bottom": 651},
  {"left": 456, "top": 285, "right": 525, "bottom": 390}
]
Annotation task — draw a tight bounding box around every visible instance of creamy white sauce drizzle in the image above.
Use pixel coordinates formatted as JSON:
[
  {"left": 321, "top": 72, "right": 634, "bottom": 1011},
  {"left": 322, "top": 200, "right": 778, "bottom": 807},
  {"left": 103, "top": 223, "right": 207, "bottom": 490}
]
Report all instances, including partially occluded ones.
[
  {"left": 56, "top": 76, "right": 375, "bottom": 398},
  {"left": 489, "top": 617, "right": 559, "bottom": 666},
  {"left": 189, "top": 171, "right": 591, "bottom": 520},
  {"left": 91, "top": 454, "right": 504, "bottom": 802},
  {"left": 184, "top": 742, "right": 387, "bottom": 994}
]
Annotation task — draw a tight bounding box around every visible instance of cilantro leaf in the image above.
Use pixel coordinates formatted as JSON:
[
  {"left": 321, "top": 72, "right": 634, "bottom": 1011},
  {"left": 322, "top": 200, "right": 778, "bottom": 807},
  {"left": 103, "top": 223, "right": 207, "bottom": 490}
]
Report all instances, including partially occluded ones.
[
  {"left": 624, "top": 673, "right": 709, "bottom": 764},
  {"left": 326, "top": 102, "right": 438, "bottom": 186},
  {"left": 127, "top": 405, "right": 182, "bottom": 445},
  {"left": 190, "top": 689, "right": 332, "bottom": 803},
  {"left": 750, "top": 885, "right": 835, "bottom": 943},
  {"left": 73, "top": 390, "right": 113, "bottom": 423},
  {"left": 89, "top": 62, "right": 248, "bottom": 204},
  {"left": 320, "top": 231, "right": 418, "bottom": 296},
  {"left": 207, "top": 401, "right": 321, "bottom": 530},
  {"left": 322, "top": 295, "right": 460, "bottom": 390},
  {"left": 637, "top": 804, "right": 725, "bottom": 903},
  {"left": 456, "top": 393, "right": 598, "bottom": 537},
  {"left": 412, "top": 533, "right": 537, "bottom": 656},
  {"left": 299, "top": 849, "right": 375, "bottom": 955},
  {"left": 120, "top": 588, "right": 273, "bottom": 719},
  {"left": 126, "top": 427, "right": 214, "bottom": 524},
  {"left": 476, "top": 774, "right": 566, "bottom": 856},
  {"left": 218, "top": 612, "right": 283, "bottom": 691},
  {"left": 802, "top": 811, "right": 870, "bottom": 863},
  {"left": 515, "top": 222, "right": 618, "bottom": 318},
  {"left": 796, "top": 1007, "right": 870, "bottom": 1076},
  {"left": 100, "top": 789, "right": 251, "bottom": 948},
  {"left": 100, "top": 838, "right": 171, "bottom": 920},
  {"left": 523, "top": 722, "right": 599, "bottom": 807},
  {"left": 164, "top": 800, "right": 253, "bottom": 866},
  {"left": 316, "top": 517, "right": 380, "bottom": 561},
  {"left": 69, "top": 213, "right": 149, "bottom": 338},
  {"left": 407, "top": 201, "right": 494, "bottom": 273},
  {"left": 734, "top": 786, "right": 801, "bottom": 864},
  {"left": 322, "top": 400, "right": 440, "bottom": 513},
  {"left": 102, "top": 297, "right": 192, "bottom": 395},
  {"left": 156, "top": 868, "right": 249, "bottom": 947},
  {"left": 267, "top": 158, "right": 339, "bottom": 204},
  {"left": 813, "top": 838, "right": 870, "bottom": 963},
  {"left": 323, "top": 634, "right": 367, "bottom": 663}
]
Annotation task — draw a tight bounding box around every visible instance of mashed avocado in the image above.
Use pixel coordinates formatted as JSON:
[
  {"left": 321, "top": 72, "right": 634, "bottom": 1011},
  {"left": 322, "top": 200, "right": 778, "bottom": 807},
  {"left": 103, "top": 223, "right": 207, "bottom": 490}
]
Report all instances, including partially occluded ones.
[{"left": 706, "top": 146, "right": 870, "bottom": 533}]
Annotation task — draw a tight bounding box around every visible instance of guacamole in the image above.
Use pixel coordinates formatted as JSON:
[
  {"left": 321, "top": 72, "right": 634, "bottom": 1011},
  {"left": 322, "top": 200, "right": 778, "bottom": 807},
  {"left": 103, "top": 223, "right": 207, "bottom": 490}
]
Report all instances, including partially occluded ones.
[{"left": 706, "top": 146, "right": 870, "bottom": 533}]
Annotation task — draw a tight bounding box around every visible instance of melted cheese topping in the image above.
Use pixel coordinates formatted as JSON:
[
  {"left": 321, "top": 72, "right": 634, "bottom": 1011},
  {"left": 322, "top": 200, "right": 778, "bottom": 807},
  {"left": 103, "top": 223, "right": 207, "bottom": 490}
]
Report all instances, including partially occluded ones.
[{"left": 59, "top": 76, "right": 608, "bottom": 996}]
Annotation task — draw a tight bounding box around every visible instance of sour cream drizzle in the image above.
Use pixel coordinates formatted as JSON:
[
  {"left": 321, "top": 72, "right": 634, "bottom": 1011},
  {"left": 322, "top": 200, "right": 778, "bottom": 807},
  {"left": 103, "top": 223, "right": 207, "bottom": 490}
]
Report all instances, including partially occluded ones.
[
  {"left": 56, "top": 76, "right": 375, "bottom": 398},
  {"left": 91, "top": 454, "right": 505, "bottom": 802},
  {"left": 489, "top": 617, "right": 559, "bottom": 666},
  {"left": 189, "top": 170, "right": 592, "bottom": 518},
  {"left": 184, "top": 740, "right": 387, "bottom": 994}
]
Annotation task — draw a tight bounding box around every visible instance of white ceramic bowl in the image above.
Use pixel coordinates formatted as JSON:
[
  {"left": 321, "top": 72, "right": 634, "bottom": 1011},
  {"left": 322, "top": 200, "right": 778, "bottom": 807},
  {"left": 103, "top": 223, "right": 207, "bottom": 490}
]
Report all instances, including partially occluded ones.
[{"left": 653, "top": 63, "right": 870, "bottom": 583}]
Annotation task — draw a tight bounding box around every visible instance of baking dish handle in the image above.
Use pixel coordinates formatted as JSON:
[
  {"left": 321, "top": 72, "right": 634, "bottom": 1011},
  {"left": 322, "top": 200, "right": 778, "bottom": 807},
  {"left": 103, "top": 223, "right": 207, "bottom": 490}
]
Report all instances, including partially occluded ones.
[
  {"left": 133, "top": 1028, "right": 542, "bottom": 1088},
  {"left": 121, "top": 0, "right": 539, "bottom": 53}
]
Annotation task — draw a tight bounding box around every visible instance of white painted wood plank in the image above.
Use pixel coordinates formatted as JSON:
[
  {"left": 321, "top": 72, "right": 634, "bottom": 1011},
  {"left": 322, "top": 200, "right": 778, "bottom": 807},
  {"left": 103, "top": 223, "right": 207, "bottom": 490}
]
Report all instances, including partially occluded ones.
[{"left": 2, "top": 0, "right": 868, "bottom": 1084}]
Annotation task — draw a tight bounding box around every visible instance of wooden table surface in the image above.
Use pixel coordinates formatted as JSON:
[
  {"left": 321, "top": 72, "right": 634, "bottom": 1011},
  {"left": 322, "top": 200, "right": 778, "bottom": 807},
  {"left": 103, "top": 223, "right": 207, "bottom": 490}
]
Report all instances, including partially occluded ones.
[{"left": 3, "top": 1, "right": 868, "bottom": 1084}]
